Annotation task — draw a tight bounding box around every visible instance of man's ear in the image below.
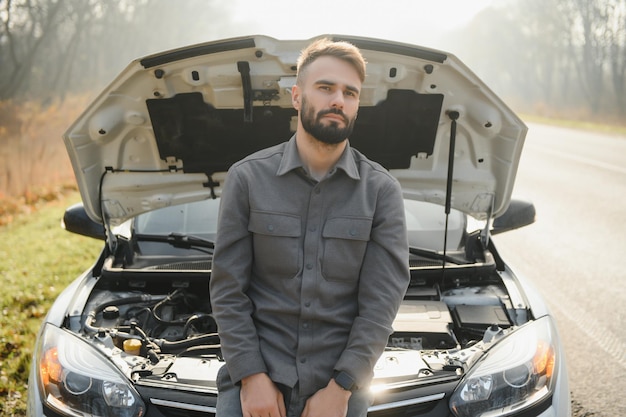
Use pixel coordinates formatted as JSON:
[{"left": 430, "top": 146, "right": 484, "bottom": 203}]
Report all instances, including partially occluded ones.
[{"left": 291, "top": 84, "right": 301, "bottom": 110}]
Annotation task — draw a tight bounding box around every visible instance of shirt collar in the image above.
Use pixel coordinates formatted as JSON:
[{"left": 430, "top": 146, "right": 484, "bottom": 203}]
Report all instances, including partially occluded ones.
[{"left": 276, "top": 135, "right": 360, "bottom": 180}]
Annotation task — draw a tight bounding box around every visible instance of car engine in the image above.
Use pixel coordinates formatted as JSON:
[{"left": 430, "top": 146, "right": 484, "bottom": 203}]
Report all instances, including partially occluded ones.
[{"left": 75, "top": 269, "right": 523, "bottom": 394}]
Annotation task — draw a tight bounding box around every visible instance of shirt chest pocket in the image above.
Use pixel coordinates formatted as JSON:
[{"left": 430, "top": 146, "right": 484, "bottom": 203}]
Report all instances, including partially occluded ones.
[
  {"left": 248, "top": 210, "right": 302, "bottom": 280},
  {"left": 322, "top": 217, "right": 373, "bottom": 282}
]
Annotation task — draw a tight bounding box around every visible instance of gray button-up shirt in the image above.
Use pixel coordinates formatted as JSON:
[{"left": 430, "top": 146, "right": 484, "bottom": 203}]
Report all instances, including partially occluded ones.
[{"left": 209, "top": 136, "right": 409, "bottom": 396}]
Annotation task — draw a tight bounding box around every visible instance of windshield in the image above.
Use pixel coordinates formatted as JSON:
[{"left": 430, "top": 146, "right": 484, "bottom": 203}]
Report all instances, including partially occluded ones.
[
  {"left": 404, "top": 199, "right": 466, "bottom": 251},
  {"left": 131, "top": 198, "right": 468, "bottom": 251},
  {"left": 134, "top": 199, "right": 220, "bottom": 236}
]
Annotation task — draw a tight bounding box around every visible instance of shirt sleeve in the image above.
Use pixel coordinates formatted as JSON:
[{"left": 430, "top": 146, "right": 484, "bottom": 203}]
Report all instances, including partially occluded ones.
[
  {"left": 333, "top": 176, "right": 410, "bottom": 387},
  {"left": 209, "top": 167, "right": 268, "bottom": 384}
]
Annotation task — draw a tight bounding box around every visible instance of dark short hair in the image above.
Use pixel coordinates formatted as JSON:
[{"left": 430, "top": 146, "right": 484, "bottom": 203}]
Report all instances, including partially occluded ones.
[{"left": 296, "top": 38, "right": 366, "bottom": 85}]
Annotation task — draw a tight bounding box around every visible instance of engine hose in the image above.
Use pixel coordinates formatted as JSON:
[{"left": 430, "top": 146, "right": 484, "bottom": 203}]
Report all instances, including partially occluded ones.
[
  {"left": 155, "top": 333, "right": 220, "bottom": 352},
  {"left": 182, "top": 313, "right": 215, "bottom": 337},
  {"left": 178, "top": 344, "right": 222, "bottom": 358},
  {"left": 83, "top": 294, "right": 167, "bottom": 334}
]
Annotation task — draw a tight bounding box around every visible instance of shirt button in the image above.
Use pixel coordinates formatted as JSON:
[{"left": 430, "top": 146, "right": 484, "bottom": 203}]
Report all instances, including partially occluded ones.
[
  {"left": 300, "top": 358, "right": 307, "bottom": 363},
  {"left": 349, "top": 229, "right": 357, "bottom": 236},
  {"left": 304, "top": 302, "right": 311, "bottom": 307},
  {"left": 303, "top": 322, "right": 309, "bottom": 329},
  {"left": 267, "top": 224, "right": 274, "bottom": 232},
  {"left": 314, "top": 188, "right": 321, "bottom": 195},
  {"left": 305, "top": 263, "right": 313, "bottom": 270}
]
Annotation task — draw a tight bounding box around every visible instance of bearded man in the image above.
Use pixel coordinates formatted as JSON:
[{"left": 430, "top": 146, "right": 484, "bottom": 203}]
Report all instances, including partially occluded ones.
[{"left": 209, "top": 38, "right": 410, "bottom": 417}]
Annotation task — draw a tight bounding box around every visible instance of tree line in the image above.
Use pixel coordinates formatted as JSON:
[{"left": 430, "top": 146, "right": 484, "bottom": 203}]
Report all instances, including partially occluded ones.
[
  {"left": 0, "top": 0, "right": 233, "bottom": 102},
  {"left": 448, "top": 0, "right": 626, "bottom": 117},
  {"left": 1, "top": 0, "right": 625, "bottom": 118}
]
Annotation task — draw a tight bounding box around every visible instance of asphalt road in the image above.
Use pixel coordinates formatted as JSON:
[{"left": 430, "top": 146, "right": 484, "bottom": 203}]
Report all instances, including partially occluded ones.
[{"left": 492, "top": 123, "right": 626, "bottom": 416}]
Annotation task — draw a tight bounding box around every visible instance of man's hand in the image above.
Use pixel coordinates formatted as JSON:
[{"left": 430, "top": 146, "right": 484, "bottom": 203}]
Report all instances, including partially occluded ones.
[
  {"left": 301, "top": 378, "right": 351, "bottom": 417},
  {"left": 240, "top": 373, "right": 286, "bottom": 417}
]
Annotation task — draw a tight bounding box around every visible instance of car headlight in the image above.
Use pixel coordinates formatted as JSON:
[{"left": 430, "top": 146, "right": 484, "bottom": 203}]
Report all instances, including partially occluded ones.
[
  {"left": 450, "top": 316, "right": 558, "bottom": 417},
  {"left": 35, "top": 323, "right": 145, "bottom": 417}
]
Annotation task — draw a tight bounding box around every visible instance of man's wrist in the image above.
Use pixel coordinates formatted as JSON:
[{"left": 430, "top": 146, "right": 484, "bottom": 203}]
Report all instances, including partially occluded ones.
[{"left": 328, "top": 378, "right": 353, "bottom": 399}]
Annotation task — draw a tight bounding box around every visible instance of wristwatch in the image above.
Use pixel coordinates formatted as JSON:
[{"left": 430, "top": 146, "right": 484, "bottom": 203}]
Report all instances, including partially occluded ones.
[{"left": 332, "top": 370, "right": 357, "bottom": 392}]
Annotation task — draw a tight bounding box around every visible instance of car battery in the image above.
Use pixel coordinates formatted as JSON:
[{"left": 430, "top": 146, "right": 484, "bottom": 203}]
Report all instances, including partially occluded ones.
[
  {"left": 451, "top": 304, "right": 511, "bottom": 331},
  {"left": 390, "top": 300, "right": 458, "bottom": 349}
]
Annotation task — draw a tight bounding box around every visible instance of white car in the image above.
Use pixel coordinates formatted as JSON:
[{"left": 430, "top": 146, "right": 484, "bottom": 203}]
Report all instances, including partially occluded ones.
[{"left": 28, "top": 35, "right": 570, "bottom": 417}]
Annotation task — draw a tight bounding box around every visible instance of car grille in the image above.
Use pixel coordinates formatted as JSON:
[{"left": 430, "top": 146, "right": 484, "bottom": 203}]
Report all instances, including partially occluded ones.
[
  {"left": 146, "top": 392, "right": 448, "bottom": 417},
  {"left": 147, "top": 395, "right": 446, "bottom": 417},
  {"left": 149, "top": 398, "right": 216, "bottom": 417},
  {"left": 368, "top": 393, "right": 446, "bottom": 416}
]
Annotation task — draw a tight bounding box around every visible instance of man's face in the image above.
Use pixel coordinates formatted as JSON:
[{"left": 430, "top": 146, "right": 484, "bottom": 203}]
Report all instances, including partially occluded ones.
[
  {"left": 299, "top": 94, "right": 357, "bottom": 144},
  {"left": 293, "top": 56, "right": 361, "bottom": 145}
]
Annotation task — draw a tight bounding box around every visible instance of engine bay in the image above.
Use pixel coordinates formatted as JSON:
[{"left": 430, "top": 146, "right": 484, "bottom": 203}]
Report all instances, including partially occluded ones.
[{"left": 73, "top": 257, "right": 530, "bottom": 395}]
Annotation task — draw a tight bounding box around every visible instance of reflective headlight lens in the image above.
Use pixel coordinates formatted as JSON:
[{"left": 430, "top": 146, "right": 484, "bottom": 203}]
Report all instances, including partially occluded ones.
[
  {"left": 450, "top": 317, "right": 558, "bottom": 417},
  {"left": 36, "top": 324, "right": 145, "bottom": 417}
]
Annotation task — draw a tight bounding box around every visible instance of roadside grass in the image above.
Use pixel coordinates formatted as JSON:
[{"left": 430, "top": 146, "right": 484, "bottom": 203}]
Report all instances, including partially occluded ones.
[
  {"left": 520, "top": 113, "right": 626, "bottom": 137},
  {"left": 0, "top": 192, "right": 103, "bottom": 416}
]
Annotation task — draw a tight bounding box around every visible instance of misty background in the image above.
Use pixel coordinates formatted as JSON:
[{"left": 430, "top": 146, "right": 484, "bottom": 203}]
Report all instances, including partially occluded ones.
[{"left": 1, "top": 0, "right": 625, "bottom": 118}]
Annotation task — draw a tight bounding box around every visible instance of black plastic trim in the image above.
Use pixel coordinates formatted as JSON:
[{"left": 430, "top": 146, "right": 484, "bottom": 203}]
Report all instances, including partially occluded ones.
[
  {"left": 146, "top": 89, "right": 442, "bottom": 175},
  {"left": 42, "top": 403, "right": 66, "bottom": 417},
  {"left": 508, "top": 394, "right": 554, "bottom": 417},
  {"left": 237, "top": 61, "right": 253, "bottom": 122},
  {"left": 140, "top": 38, "right": 256, "bottom": 69},
  {"left": 331, "top": 36, "right": 448, "bottom": 63}
]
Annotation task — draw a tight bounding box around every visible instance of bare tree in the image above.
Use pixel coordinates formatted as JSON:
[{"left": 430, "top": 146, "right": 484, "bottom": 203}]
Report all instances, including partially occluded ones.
[
  {"left": 0, "top": 0, "right": 65, "bottom": 99},
  {"left": 606, "top": 0, "right": 626, "bottom": 115},
  {"left": 45, "top": 0, "right": 99, "bottom": 101},
  {"left": 450, "top": 0, "right": 626, "bottom": 118},
  {"left": 0, "top": 0, "right": 235, "bottom": 101},
  {"left": 565, "top": 0, "right": 609, "bottom": 113}
]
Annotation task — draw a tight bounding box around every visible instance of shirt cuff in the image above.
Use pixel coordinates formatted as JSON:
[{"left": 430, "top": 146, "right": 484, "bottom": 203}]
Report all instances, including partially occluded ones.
[{"left": 225, "top": 351, "right": 268, "bottom": 384}]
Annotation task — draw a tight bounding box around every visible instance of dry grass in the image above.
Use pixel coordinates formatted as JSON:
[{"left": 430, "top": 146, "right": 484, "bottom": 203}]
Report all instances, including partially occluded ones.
[
  {"left": 515, "top": 100, "right": 626, "bottom": 136},
  {"left": 0, "top": 95, "right": 94, "bottom": 226},
  {"left": 521, "top": 112, "right": 626, "bottom": 136}
]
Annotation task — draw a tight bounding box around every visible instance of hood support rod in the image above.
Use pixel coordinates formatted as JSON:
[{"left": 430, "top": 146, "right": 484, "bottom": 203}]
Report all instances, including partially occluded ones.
[
  {"left": 440, "top": 110, "right": 460, "bottom": 286},
  {"left": 99, "top": 168, "right": 117, "bottom": 254}
]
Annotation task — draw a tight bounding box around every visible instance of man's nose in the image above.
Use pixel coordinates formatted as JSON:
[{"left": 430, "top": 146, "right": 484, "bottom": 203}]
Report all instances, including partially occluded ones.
[{"left": 329, "top": 90, "right": 344, "bottom": 108}]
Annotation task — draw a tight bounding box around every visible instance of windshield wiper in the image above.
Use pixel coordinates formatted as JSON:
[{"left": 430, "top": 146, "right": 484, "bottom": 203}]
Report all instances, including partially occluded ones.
[{"left": 134, "top": 232, "right": 215, "bottom": 249}]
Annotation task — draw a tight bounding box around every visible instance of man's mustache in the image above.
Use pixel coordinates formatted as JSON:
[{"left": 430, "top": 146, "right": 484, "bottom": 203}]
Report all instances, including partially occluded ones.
[{"left": 317, "top": 108, "right": 349, "bottom": 124}]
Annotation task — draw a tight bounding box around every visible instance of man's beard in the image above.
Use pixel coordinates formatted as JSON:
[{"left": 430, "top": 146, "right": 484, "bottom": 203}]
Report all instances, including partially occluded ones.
[{"left": 300, "top": 96, "right": 356, "bottom": 145}]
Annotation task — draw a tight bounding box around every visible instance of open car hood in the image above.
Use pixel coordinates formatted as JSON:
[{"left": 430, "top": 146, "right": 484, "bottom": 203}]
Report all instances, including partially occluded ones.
[{"left": 64, "top": 35, "right": 526, "bottom": 227}]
